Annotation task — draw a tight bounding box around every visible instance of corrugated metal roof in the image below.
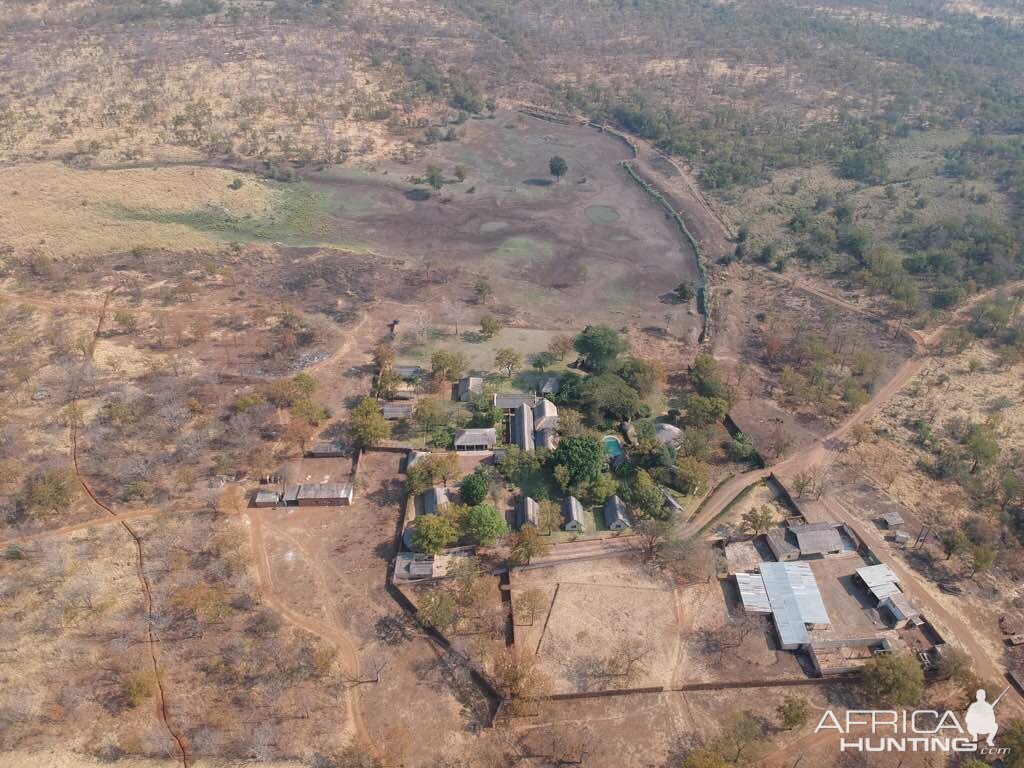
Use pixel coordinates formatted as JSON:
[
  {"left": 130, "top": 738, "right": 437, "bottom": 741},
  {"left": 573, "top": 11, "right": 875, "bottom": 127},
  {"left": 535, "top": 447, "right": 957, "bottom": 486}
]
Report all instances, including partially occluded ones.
[
  {"left": 517, "top": 497, "right": 539, "bottom": 528},
  {"left": 882, "top": 592, "right": 919, "bottom": 621},
  {"left": 603, "top": 495, "right": 630, "bottom": 529},
  {"left": 760, "top": 561, "right": 830, "bottom": 647},
  {"left": 494, "top": 392, "right": 538, "bottom": 410},
  {"left": 296, "top": 483, "right": 353, "bottom": 500},
  {"left": 736, "top": 573, "right": 771, "bottom": 613},
  {"left": 793, "top": 523, "right": 843, "bottom": 555},
  {"left": 857, "top": 564, "right": 899, "bottom": 589}
]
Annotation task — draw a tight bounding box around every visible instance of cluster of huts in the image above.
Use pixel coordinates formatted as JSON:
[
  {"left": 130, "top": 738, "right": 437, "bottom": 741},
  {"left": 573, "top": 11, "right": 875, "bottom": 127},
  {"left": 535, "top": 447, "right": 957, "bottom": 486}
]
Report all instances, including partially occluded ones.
[
  {"left": 453, "top": 392, "right": 560, "bottom": 452},
  {"left": 516, "top": 494, "right": 631, "bottom": 533}
]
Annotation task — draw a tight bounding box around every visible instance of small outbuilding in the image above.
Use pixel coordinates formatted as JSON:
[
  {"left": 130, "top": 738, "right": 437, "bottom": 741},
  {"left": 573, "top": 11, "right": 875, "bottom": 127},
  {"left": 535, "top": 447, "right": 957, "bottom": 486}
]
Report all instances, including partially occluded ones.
[
  {"left": 421, "top": 485, "right": 450, "bottom": 516},
  {"left": 880, "top": 511, "right": 904, "bottom": 530},
  {"left": 454, "top": 427, "right": 497, "bottom": 451},
  {"left": 494, "top": 392, "right": 539, "bottom": 412},
  {"left": 308, "top": 441, "right": 344, "bottom": 458},
  {"left": 457, "top": 376, "right": 484, "bottom": 402},
  {"left": 295, "top": 483, "right": 354, "bottom": 506},
  {"left": 562, "top": 496, "right": 585, "bottom": 532},
  {"left": 880, "top": 592, "right": 921, "bottom": 629},
  {"left": 517, "top": 497, "right": 539, "bottom": 529},
  {"left": 253, "top": 490, "right": 281, "bottom": 508},
  {"left": 539, "top": 376, "right": 560, "bottom": 396},
  {"left": 383, "top": 402, "right": 414, "bottom": 420},
  {"left": 792, "top": 522, "right": 843, "bottom": 558},
  {"left": 603, "top": 495, "right": 631, "bottom": 531}
]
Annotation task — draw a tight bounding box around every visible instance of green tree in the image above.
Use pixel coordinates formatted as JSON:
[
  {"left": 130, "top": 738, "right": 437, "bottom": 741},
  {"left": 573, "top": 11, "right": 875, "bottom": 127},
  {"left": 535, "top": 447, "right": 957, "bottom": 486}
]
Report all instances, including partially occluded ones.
[
  {"left": 965, "top": 424, "right": 1000, "bottom": 473},
  {"left": 574, "top": 325, "right": 628, "bottom": 372},
  {"left": 627, "top": 469, "right": 666, "bottom": 520},
  {"left": 425, "top": 164, "right": 444, "bottom": 193},
  {"left": 348, "top": 398, "right": 390, "bottom": 448},
  {"left": 531, "top": 351, "right": 556, "bottom": 372},
  {"left": 683, "top": 394, "right": 730, "bottom": 427},
  {"left": 430, "top": 349, "right": 467, "bottom": 381},
  {"left": 480, "top": 314, "right": 501, "bottom": 339},
  {"left": 1001, "top": 719, "right": 1024, "bottom": 768},
  {"left": 674, "top": 281, "right": 696, "bottom": 302},
  {"left": 941, "top": 528, "right": 970, "bottom": 560},
  {"left": 509, "top": 525, "right": 551, "bottom": 565},
  {"left": 861, "top": 652, "right": 924, "bottom": 707},
  {"left": 551, "top": 436, "right": 607, "bottom": 488},
  {"left": 579, "top": 373, "right": 642, "bottom": 420},
  {"left": 970, "top": 545, "right": 995, "bottom": 577},
  {"left": 413, "top": 515, "right": 458, "bottom": 555},
  {"left": 673, "top": 456, "right": 709, "bottom": 495},
  {"left": 615, "top": 357, "right": 665, "bottom": 397},
  {"left": 741, "top": 505, "right": 775, "bottom": 535},
  {"left": 548, "top": 155, "right": 568, "bottom": 182},
  {"left": 465, "top": 503, "right": 508, "bottom": 545},
  {"left": 494, "top": 348, "right": 521, "bottom": 377},
  {"left": 776, "top": 695, "right": 811, "bottom": 729},
  {"left": 473, "top": 278, "right": 493, "bottom": 304},
  {"left": 459, "top": 470, "right": 489, "bottom": 506},
  {"left": 292, "top": 372, "right": 317, "bottom": 395},
  {"left": 413, "top": 397, "right": 448, "bottom": 434}
]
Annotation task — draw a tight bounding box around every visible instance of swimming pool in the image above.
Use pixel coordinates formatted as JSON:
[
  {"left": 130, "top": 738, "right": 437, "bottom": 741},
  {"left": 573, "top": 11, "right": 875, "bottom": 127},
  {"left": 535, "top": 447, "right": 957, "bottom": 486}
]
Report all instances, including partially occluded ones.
[{"left": 602, "top": 435, "right": 625, "bottom": 459}]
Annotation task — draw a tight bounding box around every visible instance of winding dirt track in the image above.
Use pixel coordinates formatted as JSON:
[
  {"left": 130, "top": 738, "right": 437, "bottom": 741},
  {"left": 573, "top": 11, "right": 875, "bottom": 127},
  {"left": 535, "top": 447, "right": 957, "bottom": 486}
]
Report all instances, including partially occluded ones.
[{"left": 69, "top": 424, "right": 192, "bottom": 768}]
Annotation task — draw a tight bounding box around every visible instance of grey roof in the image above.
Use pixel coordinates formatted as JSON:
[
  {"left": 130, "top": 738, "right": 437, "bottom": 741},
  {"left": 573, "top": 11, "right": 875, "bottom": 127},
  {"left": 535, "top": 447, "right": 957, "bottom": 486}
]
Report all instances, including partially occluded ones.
[
  {"left": 454, "top": 427, "right": 497, "bottom": 448},
  {"left": 793, "top": 522, "right": 843, "bottom": 555},
  {"left": 654, "top": 423, "right": 683, "bottom": 445},
  {"left": 254, "top": 490, "right": 281, "bottom": 504},
  {"left": 382, "top": 402, "right": 414, "bottom": 419},
  {"left": 857, "top": 563, "right": 901, "bottom": 601},
  {"left": 393, "top": 364, "right": 424, "bottom": 379},
  {"left": 533, "top": 399, "right": 558, "bottom": 431},
  {"left": 295, "top": 483, "right": 353, "bottom": 501},
  {"left": 603, "top": 495, "right": 630, "bottom": 529},
  {"left": 539, "top": 376, "right": 560, "bottom": 395},
  {"left": 457, "top": 376, "right": 484, "bottom": 401},
  {"left": 856, "top": 563, "right": 899, "bottom": 589},
  {"left": 881, "top": 511, "right": 904, "bottom": 527},
  {"left": 310, "top": 441, "right": 344, "bottom": 455},
  {"left": 517, "top": 497, "right": 539, "bottom": 528},
  {"left": 514, "top": 402, "right": 535, "bottom": 451},
  {"left": 881, "top": 592, "right": 919, "bottom": 622},
  {"left": 406, "top": 450, "right": 427, "bottom": 470},
  {"left": 421, "top": 485, "right": 449, "bottom": 516},
  {"left": 766, "top": 528, "right": 799, "bottom": 559},
  {"left": 562, "top": 496, "right": 585, "bottom": 529},
  {"left": 760, "top": 561, "right": 830, "bottom": 648},
  {"left": 283, "top": 485, "right": 301, "bottom": 503},
  {"left": 736, "top": 573, "right": 771, "bottom": 613},
  {"left": 494, "top": 392, "right": 538, "bottom": 410}
]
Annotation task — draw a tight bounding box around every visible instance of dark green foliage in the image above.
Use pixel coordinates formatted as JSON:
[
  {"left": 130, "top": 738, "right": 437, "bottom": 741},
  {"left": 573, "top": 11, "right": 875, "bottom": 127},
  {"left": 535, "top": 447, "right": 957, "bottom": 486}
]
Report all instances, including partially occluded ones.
[
  {"left": 573, "top": 325, "right": 628, "bottom": 372},
  {"left": 551, "top": 436, "right": 607, "bottom": 488},
  {"left": 459, "top": 470, "right": 489, "bottom": 506},
  {"left": 579, "top": 373, "right": 643, "bottom": 421}
]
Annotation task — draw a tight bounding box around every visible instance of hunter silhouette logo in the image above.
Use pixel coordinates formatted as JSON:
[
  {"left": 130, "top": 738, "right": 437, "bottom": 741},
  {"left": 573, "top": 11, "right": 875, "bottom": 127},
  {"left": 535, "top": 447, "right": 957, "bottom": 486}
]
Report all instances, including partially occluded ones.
[
  {"left": 815, "top": 686, "right": 1012, "bottom": 755},
  {"left": 966, "top": 688, "right": 1006, "bottom": 746}
]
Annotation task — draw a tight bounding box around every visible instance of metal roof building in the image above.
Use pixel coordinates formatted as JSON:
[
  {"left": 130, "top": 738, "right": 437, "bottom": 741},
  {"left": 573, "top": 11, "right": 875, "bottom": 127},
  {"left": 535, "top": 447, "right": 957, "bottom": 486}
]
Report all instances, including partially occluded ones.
[
  {"left": 603, "top": 495, "right": 631, "bottom": 531},
  {"left": 421, "top": 485, "right": 450, "bottom": 516},
  {"left": 295, "top": 483, "right": 354, "bottom": 506},
  {"left": 856, "top": 563, "right": 901, "bottom": 602},
  {"left": 881, "top": 592, "right": 920, "bottom": 628},
  {"left": 562, "top": 496, "right": 585, "bottom": 531},
  {"left": 736, "top": 572, "right": 771, "bottom": 613},
  {"left": 759, "top": 561, "right": 830, "bottom": 649},
  {"left": 517, "top": 496, "right": 539, "bottom": 529},
  {"left": 792, "top": 522, "right": 843, "bottom": 557},
  {"left": 539, "top": 376, "right": 560, "bottom": 395}
]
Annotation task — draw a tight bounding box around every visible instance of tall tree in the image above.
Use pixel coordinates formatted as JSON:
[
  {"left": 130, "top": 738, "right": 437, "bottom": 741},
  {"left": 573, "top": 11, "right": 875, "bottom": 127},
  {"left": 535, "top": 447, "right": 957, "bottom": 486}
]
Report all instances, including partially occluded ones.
[{"left": 549, "top": 155, "right": 568, "bottom": 182}]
